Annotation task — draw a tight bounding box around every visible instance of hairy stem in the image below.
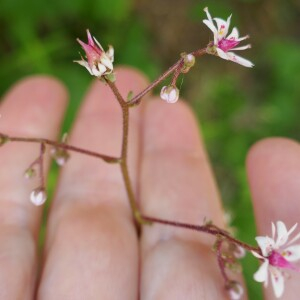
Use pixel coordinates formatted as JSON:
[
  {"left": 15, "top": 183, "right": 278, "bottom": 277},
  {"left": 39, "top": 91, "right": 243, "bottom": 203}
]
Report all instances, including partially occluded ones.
[
  {"left": 106, "top": 80, "right": 145, "bottom": 224},
  {"left": 2, "top": 135, "right": 120, "bottom": 163},
  {"left": 215, "top": 239, "right": 230, "bottom": 284},
  {"left": 127, "top": 48, "right": 207, "bottom": 106},
  {"left": 142, "top": 215, "right": 260, "bottom": 253}
]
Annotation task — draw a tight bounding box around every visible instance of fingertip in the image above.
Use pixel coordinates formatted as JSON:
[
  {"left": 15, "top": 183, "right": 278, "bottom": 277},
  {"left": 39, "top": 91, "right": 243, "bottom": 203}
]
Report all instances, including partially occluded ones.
[
  {"left": 246, "top": 137, "right": 300, "bottom": 179},
  {"left": 143, "top": 98, "right": 202, "bottom": 153},
  {"left": 2, "top": 75, "right": 68, "bottom": 107},
  {"left": 114, "top": 66, "right": 150, "bottom": 91},
  {"left": 246, "top": 137, "right": 300, "bottom": 229}
]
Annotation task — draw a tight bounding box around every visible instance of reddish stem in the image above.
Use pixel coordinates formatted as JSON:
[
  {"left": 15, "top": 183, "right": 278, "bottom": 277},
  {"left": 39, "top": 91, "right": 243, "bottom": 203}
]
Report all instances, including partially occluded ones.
[{"left": 142, "top": 215, "right": 260, "bottom": 253}]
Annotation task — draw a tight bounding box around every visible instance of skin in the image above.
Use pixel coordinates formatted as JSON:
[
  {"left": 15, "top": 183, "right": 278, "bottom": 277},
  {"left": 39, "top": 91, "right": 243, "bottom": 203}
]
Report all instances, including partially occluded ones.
[{"left": 0, "top": 67, "right": 299, "bottom": 300}]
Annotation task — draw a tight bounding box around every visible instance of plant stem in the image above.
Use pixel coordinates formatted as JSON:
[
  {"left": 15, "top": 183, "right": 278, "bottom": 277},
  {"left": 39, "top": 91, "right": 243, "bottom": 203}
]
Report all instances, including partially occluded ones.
[
  {"left": 105, "top": 80, "right": 146, "bottom": 224},
  {"left": 127, "top": 48, "right": 207, "bottom": 106},
  {"left": 216, "top": 239, "right": 230, "bottom": 283},
  {"left": 142, "top": 215, "right": 260, "bottom": 253},
  {"left": 3, "top": 135, "right": 120, "bottom": 163}
]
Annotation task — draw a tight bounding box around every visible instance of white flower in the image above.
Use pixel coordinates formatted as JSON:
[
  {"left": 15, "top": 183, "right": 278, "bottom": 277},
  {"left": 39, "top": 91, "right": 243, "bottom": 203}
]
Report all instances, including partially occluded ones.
[
  {"left": 252, "top": 221, "right": 300, "bottom": 298},
  {"left": 160, "top": 85, "right": 179, "bottom": 104},
  {"left": 203, "top": 7, "right": 253, "bottom": 68},
  {"left": 75, "top": 29, "right": 114, "bottom": 77},
  {"left": 30, "top": 188, "right": 47, "bottom": 206}
]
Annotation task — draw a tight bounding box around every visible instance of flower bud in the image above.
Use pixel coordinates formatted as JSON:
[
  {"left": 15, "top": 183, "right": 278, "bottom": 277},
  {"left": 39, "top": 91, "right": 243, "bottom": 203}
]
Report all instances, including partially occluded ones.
[
  {"left": 226, "top": 281, "right": 244, "bottom": 300},
  {"left": 160, "top": 85, "right": 179, "bottom": 104},
  {"left": 181, "top": 53, "right": 195, "bottom": 73},
  {"left": 0, "top": 134, "right": 9, "bottom": 146},
  {"left": 50, "top": 147, "right": 70, "bottom": 166},
  {"left": 24, "top": 167, "right": 37, "bottom": 179},
  {"left": 233, "top": 245, "right": 246, "bottom": 259},
  {"left": 30, "top": 188, "right": 47, "bottom": 206}
]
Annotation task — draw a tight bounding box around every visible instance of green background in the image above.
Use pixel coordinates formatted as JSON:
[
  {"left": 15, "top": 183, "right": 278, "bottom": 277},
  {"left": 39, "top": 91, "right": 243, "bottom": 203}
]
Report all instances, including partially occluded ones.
[{"left": 1, "top": 0, "right": 299, "bottom": 298}]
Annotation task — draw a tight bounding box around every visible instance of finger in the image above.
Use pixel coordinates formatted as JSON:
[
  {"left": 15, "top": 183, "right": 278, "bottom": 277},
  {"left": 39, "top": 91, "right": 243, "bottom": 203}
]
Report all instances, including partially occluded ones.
[
  {"left": 247, "top": 138, "right": 300, "bottom": 299},
  {"left": 140, "top": 100, "right": 234, "bottom": 299},
  {"left": 38, "top": 68, "right": 149, "bottom": 299},
  {"left": 0, "top": 76, "right": 68, "bottom": 299}
]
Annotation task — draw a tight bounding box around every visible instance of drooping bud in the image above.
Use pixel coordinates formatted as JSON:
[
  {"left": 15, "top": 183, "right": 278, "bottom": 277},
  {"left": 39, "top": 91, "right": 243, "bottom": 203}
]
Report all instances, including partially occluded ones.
[
  {"left": 232, "top": 245, "right": 246, "bottom": 259},
  {"left": 226, "top": 281, "right": 244, "bottom": 300},
  {"left": 24, "top": 167, "right": 37, "bottom": 179},
  {"left": 30, "top": 188, "right": 47, "bottom": 206},
  {"left": 0, "top": 134, "right": 9, "bottom": 146},
  {"left": 50, "top": 147, "right": 70, "bottom": 167},
  {"left": 181, "top": 53, "right": 195, "bottom": 73},
  {"left": 160, "top": 85, "right": 179, "bottom": 104}
]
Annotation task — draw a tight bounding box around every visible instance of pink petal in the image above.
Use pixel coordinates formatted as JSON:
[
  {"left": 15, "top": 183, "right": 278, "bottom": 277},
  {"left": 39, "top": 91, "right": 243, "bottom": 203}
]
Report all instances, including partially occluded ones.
[{"left": 86, "top": 29, "right": 95, "bottom": 47}]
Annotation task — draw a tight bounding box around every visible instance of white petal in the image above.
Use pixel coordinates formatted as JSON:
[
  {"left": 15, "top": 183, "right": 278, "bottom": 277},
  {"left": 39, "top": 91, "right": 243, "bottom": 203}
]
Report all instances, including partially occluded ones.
[
  {"left": 254, "top": 260, "right": 269, "bottom": 283},
  {"left": 214, "top": 17, "right": 230, "bottom": 39},
  {"left": 283, "top": 245, "right": 300, "bottom": 262},
  {"left": 287, "top": 231, "right": 300, "bottom": 246},
  {"left": 270, "top": 268, "right": 284, "bottom": 298},
  {"left": 106, "top": 45, "right": 114, "bottom": 62},
  {"left": 276, "top": 221, "right": 289, "bottom": 247},
  {"left": 231, "top": 45, "right": 251, "bottom": 51},
  {"left": 203, "top": 19, "right": 217, "bottom": 34},
  {"left": 251, "top": 250, "right": 264, "bottom": 259},
  {"left": 204, "top": 7, "right": 214, "bottom": 24},
  {"left": 287, "top": 223, "right": 298, "bottom": 237},
  {"left": 272, "top": 222, "right": 276, "bottom": 240},
  {"left": 90, "top": 65, "right": 104, "bottom": 77},
  {"left": 216, "top": 48, "right": 229, "bottom": 60},
  {"left": 74, "top": 60, "right": 94, "bottom": 75},
  {"left": 256, "top": 236, "right": 275, "bottom": 256},
  {"left": 227, "top": 27, "right": 239, "bottom": 40},
  {"left": 237, "top": 34, "right": 250, "bottom": 42},
  {"left": 100, "top": 54, "right": 113, "bottom": 70},
  {"left": 93, "top": 37, "right": 104, "bottom": 50},
  {"left": 226, "top": 52, "right": 254, "bottom": 68}
]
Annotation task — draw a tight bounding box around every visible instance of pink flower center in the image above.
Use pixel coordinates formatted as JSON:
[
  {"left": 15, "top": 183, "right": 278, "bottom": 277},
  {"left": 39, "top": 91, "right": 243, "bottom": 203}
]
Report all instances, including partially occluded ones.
[
  {"left": 269, "top": 251, "right": 297, "bottom": 271},
  {"left": 218, "top": 38, "right": 239, "bottom": 52}
]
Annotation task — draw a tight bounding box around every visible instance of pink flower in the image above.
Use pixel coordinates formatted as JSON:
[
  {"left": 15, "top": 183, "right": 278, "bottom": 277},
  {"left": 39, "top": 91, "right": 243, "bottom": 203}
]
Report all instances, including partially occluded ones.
[
  {"left": 75, "top": 30, "right": 114, "bottom": 77},
  {"left": 252, "top": 221, "right": 300, "bottom": 298},
  {"left": 203, "top": 7, "right": 253, "bottom": 68}
]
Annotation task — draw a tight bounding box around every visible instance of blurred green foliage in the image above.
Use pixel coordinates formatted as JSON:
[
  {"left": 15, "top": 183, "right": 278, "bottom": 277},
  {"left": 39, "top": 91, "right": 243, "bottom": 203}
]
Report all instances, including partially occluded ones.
[{"left": 1, "top": 0, "right": 300, "bottom": 299}]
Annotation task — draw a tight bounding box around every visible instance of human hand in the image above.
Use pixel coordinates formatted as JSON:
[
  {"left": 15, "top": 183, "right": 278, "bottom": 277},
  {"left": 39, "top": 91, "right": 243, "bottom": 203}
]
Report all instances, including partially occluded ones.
[{"left": 0, "top": 68, "right": 299, "bottom": 299}]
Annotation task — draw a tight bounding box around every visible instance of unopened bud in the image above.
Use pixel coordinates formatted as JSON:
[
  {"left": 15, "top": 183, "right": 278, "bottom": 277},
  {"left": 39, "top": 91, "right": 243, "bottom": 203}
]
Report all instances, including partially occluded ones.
[
  {"left": 30, "top": 188, "right": 47, "bottom": 206},
  {"left": 160, "top": 85, "right": 179, "bottom": 104},
  {"left": 0, "top": 134, "right": 9, "bottom": 146},
  {"left": 24, "top": 167, "right": 36, "bottom": 179},
  {"left": 233, "top": 245, "right": 246, "bottom": 259},
  {"left": 226, "top": 281, "right": 244, "bottom": 300},
  {"left": 181, "top": 53, "right": 195, "bottom": 73},
  {"left": 50, "top": 147, "right": 70, "bottom": 166}
]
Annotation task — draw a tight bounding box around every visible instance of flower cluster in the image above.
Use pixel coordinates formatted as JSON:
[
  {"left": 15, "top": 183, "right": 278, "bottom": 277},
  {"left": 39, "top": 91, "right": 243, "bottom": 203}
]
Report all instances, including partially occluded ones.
[
  {"left": 203, "top": 7, "right": 253, "bottom": 68},
  {"left": 252, "top": 221, "right": 300, "bottom": 298}
]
